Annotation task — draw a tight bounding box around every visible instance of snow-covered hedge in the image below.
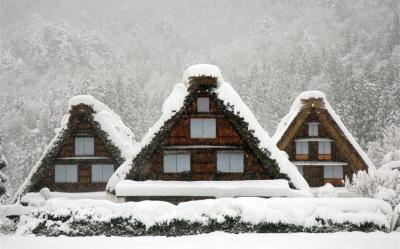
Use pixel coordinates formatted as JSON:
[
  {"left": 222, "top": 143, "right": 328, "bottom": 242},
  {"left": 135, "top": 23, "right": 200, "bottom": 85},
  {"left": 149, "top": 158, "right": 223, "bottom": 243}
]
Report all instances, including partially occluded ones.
[{"left": 15, "top": 197, "right": 392, "bottom": 236}]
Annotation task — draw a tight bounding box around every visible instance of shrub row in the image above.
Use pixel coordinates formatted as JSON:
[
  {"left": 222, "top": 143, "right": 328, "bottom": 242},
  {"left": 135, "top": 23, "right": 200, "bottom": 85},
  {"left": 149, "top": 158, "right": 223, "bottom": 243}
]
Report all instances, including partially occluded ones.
[{"left": 28, "top": 212, "right": 385, "bottom": 236}]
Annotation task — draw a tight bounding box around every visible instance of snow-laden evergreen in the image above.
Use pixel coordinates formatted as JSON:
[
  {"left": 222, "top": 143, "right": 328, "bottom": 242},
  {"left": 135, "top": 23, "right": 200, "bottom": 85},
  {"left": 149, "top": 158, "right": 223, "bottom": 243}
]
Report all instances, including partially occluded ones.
[{"left": 345, "top": 167, "right": 400, "bottom": 207}]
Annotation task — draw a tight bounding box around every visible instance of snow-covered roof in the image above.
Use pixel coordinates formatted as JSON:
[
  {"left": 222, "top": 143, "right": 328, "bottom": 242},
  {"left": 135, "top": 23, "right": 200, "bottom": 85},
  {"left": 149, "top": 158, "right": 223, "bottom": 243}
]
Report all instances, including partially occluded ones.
[
  {"left": 116, "top": 179, "right": 311, "bottom": 198},
  {"left": 14, "top": 95, "right": 136, "bottom": 201},
  {"left": 68, "top": 95, "right": 136, "bottom": 160},
  {"left": 107, "top": 65, "right": 310, "bottom": 193},
  {"left": 272, "top": 90, "right": 375, "bottom": 169},
  {"left": 183, "top": 64, "right": 224, "bottom": 86}
]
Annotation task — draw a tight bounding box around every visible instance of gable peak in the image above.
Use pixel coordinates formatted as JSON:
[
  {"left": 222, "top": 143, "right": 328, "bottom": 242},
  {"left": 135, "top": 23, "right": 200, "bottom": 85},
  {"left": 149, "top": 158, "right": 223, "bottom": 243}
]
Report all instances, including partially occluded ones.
[{"left": 183, "top": 64, "right": 223, "bottom": 90}]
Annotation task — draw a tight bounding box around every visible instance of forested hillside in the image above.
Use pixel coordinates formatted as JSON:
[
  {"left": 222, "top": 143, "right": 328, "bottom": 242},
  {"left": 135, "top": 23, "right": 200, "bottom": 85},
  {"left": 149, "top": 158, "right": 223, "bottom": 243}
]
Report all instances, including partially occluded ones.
[{"left": 0, "top": 0, "right": 399, "bottom": 199}]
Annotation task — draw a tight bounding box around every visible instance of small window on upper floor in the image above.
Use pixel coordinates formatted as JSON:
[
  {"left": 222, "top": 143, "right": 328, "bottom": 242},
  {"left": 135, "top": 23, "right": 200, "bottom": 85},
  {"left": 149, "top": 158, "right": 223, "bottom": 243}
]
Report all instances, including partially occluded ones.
[
  {"left": 75, "top": 137, "right": 94, "bottom": 156},
  {"left": 308, "top": 122, "right": 319, "bottom": 136},
  {"left": 318, "top": 141, "right": 332, "bottom": 160},
  {"left": 190, "top": 118, "right": 216, "bottom": 138},
  {"left": 295, "top": 141, "right": 309, "bottom": 160},
  {"left": 197, "top": 97, "right": 210, "bottom": 112}
]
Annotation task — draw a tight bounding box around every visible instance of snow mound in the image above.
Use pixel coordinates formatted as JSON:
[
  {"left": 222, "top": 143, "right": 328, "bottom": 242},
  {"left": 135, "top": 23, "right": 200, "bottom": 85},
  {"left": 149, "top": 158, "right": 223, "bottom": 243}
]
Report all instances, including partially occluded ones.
[
  {"left": 317, "top": 183, "right": 338, "bottom": 198},
  {"left": 183, "top": 64, "right": 223, "bottom": 86},
  {"left": 15, "top": 197, "right": 392, "bottom": 234},
  {"left": 116, "top": 180, "right": 310, "bottom": 198},
  {"left": 273, "top": 90, "right": 375, "bottom": 169}
]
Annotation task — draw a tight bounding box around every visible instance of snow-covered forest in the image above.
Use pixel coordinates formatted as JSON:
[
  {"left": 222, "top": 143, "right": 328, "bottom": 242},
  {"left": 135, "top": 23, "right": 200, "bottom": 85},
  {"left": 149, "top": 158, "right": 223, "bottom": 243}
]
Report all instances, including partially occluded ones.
[{"left": 0, "top": 0, "right": 399, "bottom": 198}]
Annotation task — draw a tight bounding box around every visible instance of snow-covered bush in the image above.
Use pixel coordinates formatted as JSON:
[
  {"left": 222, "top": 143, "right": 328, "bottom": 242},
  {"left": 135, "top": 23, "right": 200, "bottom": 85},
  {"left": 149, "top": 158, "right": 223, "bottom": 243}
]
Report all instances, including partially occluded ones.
[
  {"left": 346, "top": 168, "right": 400, "bottom": 207},
  {"left": 317, "top": 183, "right": 338, "bottom": 198},
  {"left": 15, "top": 197, "right": 391, "bottom": 236}
]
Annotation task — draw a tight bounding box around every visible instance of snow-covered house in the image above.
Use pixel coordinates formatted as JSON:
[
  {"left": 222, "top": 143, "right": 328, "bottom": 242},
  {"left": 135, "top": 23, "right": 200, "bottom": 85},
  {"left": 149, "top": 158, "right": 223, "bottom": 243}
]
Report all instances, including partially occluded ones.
[
  {"left": 15, "top": 95, "right": 136, "bottom": 200},
  {"left": 273, "top": 91, "right": 375, "bottom": 187},
  {"left": 107, "top": 64, "right": 310, "bottom": 203}
]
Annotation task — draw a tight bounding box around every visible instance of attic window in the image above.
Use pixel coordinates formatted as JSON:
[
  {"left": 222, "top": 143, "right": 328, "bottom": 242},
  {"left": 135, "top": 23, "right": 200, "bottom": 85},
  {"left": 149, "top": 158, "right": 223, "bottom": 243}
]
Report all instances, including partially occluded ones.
[
  {"left": 197, "top": 97, "right": 210, "bottom": 112},
  {"left": 308, "top": 122, "right": 319, "bottom": 136},
  {"left": 217, "top": 151, "right": 244, "bottom": 173},
  {"left": 75, "top": 137, "right": 94, "bottom": 156},
  {"left": 190, "top": 118, "right": 216, "bottom": 138}
]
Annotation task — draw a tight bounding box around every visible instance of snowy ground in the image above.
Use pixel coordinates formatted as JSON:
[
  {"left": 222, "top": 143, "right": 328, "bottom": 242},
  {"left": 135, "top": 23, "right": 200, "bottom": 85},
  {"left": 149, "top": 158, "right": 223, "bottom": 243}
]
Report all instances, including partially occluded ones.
[{"left": 1, "top": 232, "right": 399, "bottom": 249}]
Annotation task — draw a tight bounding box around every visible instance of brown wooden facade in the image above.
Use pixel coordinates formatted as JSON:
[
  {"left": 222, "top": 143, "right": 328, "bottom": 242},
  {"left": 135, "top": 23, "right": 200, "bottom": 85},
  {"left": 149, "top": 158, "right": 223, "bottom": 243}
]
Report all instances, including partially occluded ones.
[
  {"left": 138, "top": 92, "right": 274, "bottom": 182},
  {"left": 276, "top": 97, "right": 370, "bottom": 187},
  {"left": 27, "top": 104, "right": 123, "bottom": 193}
]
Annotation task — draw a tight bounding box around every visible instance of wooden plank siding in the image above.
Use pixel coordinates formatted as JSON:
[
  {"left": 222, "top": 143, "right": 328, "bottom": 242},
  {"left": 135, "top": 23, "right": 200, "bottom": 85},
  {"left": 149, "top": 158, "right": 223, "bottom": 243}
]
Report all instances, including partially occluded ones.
[
  {"left": 276, "top": 98, "right": 368, "bottom": 187},
  {"left": 32, "top": 114, "right": 118, "bottom": 192},
  {"left": 139, "top": 92, "right": 274, "bottom": 182}
]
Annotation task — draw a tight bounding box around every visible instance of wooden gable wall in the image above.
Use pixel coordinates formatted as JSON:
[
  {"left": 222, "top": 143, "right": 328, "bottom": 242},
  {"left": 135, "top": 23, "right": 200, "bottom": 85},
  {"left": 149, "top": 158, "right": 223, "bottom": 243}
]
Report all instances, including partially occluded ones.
[
  {"left": 276, "top": 98, "right": 369, "bottom": 187},
  {"left": 30, "top": 109, "right": 119, "bottom": 193},
  {"left": 139, "top": 92, "right": 273, "bottom": 181}
]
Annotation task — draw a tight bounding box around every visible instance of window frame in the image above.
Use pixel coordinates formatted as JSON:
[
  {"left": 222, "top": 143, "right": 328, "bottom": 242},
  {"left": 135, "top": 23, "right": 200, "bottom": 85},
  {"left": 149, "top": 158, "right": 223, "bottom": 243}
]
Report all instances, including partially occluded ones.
[
  {"left": 163, "top": 151, "right": 191, "bottom": 173},
  {"left": 318, "top": 141, "right": 332, "bottom": 155},
  {"left": 75, "top": 137, "right": 95, "bottom": 156},
  {"left": 324, "top": 165, "right": 343, "bottom": 179},
  {"left": 217, "top": 151, "right": 244, "bottom": 173},
  {"left": 91, "top": 164, "right": 114, "bottom": 183},
  {"left": 308, "top": 122, "right": 319, "bottom": 136},
  {"left": 54, "top": 164, "right": 78, "bottom": 183},
  {"left": 190, "top": 118, "right": 216, "bottom": 138},
  {"left": 197, "top": 97, "right": 210, "bottom": 112}
]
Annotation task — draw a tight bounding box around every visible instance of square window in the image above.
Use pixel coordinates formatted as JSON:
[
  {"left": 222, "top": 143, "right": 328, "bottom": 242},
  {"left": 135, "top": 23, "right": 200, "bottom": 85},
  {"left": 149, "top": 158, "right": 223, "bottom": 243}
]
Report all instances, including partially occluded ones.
[
  {"left": 203, "top": 119, "right": 216, "bottom": 138},
  {"left": 197, "top": 98, "right": 210, "bottom": 112},
  {"left": 75, "top": 137, "right": 94, "bottom": 156},
  {"left": 217, "top": 151, "right": 244, "bottom": 173},
  {"left": 163, "top": 152, "right": 191, "bottom": 173},
  {"left": 308, "top": 123, "right": 319, "bottom": 136}
]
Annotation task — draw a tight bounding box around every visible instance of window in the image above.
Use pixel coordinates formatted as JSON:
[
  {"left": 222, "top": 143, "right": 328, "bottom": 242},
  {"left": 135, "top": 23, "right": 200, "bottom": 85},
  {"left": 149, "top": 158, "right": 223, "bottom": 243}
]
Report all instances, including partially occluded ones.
[
  {"left": 92, "top": 164, "right": 114, "bottom": 182},
  {"left": 164, "top": 152, "right": 191, "bottom": 173},
  {"left": 296, "top": 165, "right": 304, "bottom": 175},
  {"left": 75, "top": 137, "right": 94, "bottom": 156},
  {"left": 55, "top": 164, "right": 78, "bottom": 183},
  {"left": 296, "top": 141, "right": 309, "bottom": 154},
  {"left": 197, "top": 97, "right": 210, "bottom": 112},
  {"left": 217, "top": 151, "right": 244, "bottom": 173},
  {"left": 324, "top": 165, "right": 343, "bottom": 179},
  {"left": 308, "top": 123, "right": 319, "bottom": 136},
  {"left": 318, "top": 141, "right": 331, "bottom": 154},
  {"left": 190, "top": 118, "right": 216, "bottom": 138}
]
